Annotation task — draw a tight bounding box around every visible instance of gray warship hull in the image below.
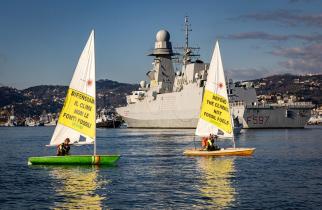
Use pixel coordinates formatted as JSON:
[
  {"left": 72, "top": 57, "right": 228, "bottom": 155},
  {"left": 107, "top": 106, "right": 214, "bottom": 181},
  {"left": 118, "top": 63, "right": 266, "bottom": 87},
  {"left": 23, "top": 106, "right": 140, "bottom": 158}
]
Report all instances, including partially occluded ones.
[
  {"left": 118, "top": 100, "right": 313, "bottom": 129},
  {"left": 231, "top": 103, "right": 313, "bottom": 129},
  {"left": 117, "top": 83, "right": 312, "bottom": 129},
  {"left": 122, "top": 117, "right": 198, "bottom": 128},
  {"left": 117, "top": 84, "right": 203, "bottom": 128}
]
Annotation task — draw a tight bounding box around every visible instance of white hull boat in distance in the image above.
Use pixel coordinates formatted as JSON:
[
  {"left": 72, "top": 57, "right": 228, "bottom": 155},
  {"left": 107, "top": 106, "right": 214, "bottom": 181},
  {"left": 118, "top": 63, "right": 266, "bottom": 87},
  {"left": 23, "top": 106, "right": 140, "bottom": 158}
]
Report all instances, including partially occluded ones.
[
  {"left": 184, "top": 148, "right": 255, "bottom": 156},
  {"left": 183, "top": 41, "right": 255, "bottom": 157}
]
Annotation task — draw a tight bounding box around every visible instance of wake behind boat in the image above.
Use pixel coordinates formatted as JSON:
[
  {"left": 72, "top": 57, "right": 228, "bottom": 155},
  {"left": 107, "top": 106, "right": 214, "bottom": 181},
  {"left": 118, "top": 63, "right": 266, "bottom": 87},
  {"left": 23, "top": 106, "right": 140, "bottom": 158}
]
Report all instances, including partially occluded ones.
[
  {"left": 183, "top": 41, "right": 255, "bottom": 157},
  {"left": 28, "top": 30, "right": 120, "bottom": 165}
]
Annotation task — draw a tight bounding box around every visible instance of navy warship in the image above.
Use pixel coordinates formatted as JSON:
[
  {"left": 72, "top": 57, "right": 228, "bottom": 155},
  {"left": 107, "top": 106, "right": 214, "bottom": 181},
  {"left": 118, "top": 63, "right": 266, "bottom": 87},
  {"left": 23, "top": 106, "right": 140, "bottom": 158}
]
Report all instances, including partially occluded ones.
[{"left": 116, "top": 17, "right": 313, "bottom": 128}]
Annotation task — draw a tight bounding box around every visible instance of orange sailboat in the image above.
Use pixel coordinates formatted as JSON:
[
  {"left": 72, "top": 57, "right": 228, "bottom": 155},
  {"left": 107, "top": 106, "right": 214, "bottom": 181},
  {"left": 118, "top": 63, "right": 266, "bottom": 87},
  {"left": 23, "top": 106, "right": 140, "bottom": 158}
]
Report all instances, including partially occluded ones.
[{"left": 184, "top": 41, "right": 255, "bottom": 157}]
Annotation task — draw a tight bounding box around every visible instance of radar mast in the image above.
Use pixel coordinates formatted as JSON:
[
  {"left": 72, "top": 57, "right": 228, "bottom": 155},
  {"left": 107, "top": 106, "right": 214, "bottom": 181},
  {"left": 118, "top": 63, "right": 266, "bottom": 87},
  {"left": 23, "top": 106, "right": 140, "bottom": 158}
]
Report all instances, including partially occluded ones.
[{"left": 175, "top": 16, "right": 200, "bottom": 66}]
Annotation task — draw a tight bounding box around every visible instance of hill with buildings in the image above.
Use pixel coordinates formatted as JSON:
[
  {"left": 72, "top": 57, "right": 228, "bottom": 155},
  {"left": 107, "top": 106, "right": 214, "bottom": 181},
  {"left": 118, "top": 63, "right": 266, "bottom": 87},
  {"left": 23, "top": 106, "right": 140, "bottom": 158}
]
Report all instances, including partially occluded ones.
[
  {"left": 0, "top": 79, "right": 138, "bottom": 121},
  {"left": 248, "top": 74, "right": 322, "bottom": 105},
  {"left": 0, "top": 74, "right": 321, "bottom": 124}
]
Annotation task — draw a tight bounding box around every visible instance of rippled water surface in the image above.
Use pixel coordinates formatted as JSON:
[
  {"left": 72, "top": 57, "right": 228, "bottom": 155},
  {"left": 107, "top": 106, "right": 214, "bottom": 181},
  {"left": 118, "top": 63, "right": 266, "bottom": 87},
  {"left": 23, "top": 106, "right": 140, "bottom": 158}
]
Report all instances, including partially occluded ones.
[{"left": 0, "top": 127, "right": 322, "bottom": 209}]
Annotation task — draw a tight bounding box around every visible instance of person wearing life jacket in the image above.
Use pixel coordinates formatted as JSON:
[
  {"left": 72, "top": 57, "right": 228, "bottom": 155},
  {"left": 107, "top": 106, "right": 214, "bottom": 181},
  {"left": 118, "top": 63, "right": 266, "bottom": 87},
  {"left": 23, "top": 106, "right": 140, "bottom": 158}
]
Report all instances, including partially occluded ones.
[
  {"left": 212, "top": 135, "right": 221, "bottom": 151},
  {"left": 57, "top": 138, "right": 71, "bottom": 156},
  {"left": 207, "top": 134, "right": 215, "bottom": 151},
  {"left": 206, "top": 134, "right": 221, "bottom": 151},
  {"left": 201, "top": 136, "right": 208, "bottom": 150}
]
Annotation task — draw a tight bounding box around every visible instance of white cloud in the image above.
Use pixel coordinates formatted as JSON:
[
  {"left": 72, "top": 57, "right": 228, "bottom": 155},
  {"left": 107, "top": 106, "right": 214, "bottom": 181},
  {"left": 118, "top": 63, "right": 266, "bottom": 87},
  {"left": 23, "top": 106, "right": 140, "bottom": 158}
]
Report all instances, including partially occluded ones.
[
  {"left": 226, "top": 68, "right": 274, "bottom": 81},
  {"left": 272, "top": 44, "right": 322, "bottom": 74}
]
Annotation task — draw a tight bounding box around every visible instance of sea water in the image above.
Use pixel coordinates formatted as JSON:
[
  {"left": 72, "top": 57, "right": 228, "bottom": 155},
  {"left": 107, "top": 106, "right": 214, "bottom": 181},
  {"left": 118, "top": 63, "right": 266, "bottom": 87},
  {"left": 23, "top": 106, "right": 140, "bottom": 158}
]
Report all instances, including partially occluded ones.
[{"left": 0, "top": 127, "right": 321, "bottom": 209}]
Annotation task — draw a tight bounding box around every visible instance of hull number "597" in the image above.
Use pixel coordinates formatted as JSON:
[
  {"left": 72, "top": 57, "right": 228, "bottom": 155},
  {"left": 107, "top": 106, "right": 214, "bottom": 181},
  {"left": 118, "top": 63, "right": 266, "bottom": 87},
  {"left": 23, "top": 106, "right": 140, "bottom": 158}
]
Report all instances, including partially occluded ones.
[{"left": 246, "top": 115, "right": 269, "bottom": 124}]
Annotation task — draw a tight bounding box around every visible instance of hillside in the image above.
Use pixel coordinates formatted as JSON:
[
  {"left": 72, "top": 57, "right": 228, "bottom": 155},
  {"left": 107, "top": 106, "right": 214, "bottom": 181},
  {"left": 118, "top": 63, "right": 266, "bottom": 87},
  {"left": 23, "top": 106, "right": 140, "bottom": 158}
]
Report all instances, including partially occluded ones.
[
  {"left": 0, "top": 79, "right": 138, "bottom": 118},
  {"left": 248, "top": 74, "right": 322, "bottom": 104}
]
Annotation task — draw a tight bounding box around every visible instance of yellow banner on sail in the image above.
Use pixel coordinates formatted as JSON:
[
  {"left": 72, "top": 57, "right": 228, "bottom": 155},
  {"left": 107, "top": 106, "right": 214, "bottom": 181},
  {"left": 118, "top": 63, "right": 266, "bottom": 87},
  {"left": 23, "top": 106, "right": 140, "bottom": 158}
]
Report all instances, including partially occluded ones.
[
  {"left": 200, "top": 90, "right": 232, "bottom": 134},
  {"left": 58, "top": 88, "right": 95, "bottom": 138}
]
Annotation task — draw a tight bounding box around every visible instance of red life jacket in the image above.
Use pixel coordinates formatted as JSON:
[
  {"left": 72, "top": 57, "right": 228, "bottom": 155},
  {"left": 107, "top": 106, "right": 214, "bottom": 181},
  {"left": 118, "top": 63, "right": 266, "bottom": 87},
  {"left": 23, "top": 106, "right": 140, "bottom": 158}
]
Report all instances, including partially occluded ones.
[{"left": 201, "top": 137, "right": 208, "bottom": 147}]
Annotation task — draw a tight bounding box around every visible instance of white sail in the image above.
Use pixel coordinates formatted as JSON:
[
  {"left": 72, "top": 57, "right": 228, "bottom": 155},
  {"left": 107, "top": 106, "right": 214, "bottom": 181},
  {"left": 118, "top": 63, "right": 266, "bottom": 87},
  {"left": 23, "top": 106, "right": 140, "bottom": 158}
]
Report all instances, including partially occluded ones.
[
  {"left": 195, "top": 41, "right": 233, "bottom": 138},
  {"left": 50, "top": 30, "right": 96, "bottom": 146}
]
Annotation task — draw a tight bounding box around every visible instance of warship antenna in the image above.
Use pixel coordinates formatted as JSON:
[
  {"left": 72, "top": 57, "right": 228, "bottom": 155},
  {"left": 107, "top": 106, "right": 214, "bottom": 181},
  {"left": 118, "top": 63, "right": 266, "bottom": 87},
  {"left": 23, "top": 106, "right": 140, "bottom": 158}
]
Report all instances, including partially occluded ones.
[
  {"left": 184, "top": 16, "right": 192, "bottom": 51},
  {"left": 174, "top": 16, "right": 200, "bottom": 66}
]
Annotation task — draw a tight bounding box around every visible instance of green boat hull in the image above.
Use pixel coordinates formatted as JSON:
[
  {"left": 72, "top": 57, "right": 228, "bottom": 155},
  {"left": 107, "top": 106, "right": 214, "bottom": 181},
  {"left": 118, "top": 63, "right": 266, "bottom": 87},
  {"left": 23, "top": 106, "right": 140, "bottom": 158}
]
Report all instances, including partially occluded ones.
[{"left": 28, "top": 155, "right": 120, "bottom": 166}]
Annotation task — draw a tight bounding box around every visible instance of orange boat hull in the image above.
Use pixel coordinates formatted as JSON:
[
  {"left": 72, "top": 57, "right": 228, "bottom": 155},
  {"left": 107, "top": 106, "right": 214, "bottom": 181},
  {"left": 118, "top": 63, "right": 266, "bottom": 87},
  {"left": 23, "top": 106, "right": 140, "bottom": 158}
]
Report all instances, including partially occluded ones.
[{"left": 183, "top": 148, "right": 255, "bottom": 156}]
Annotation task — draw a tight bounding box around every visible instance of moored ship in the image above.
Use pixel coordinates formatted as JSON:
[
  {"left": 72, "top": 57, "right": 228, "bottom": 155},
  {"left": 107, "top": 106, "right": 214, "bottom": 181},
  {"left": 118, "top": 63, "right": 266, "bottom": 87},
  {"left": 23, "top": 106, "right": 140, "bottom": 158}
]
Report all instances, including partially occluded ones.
[{"left": 228, "top": 81, "right": 313, "bottom": 128}]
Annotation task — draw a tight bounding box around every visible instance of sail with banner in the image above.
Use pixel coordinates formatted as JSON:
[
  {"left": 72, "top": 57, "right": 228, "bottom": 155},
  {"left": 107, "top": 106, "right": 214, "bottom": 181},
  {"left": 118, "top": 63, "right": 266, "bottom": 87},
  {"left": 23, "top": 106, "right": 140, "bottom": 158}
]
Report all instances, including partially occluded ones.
[
  {"left": 195, "top": 41, "right": 233, "bottom": 138},
  {"left": 28, "top": 30, "right": 120, "bottom": 165},
  {"left": 184, "top": 40, "right": 255, "bottom": 156},
  {"left": 50, "top": 30, "right": 96, "bottom": 146}
]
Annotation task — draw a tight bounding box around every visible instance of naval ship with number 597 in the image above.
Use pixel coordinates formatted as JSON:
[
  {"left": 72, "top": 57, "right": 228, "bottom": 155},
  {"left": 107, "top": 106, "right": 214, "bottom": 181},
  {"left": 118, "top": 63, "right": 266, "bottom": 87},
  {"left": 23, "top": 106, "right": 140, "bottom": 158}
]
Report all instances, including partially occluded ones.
[{"left": 116, "top": 17, "right": 313, "bottom": 129}]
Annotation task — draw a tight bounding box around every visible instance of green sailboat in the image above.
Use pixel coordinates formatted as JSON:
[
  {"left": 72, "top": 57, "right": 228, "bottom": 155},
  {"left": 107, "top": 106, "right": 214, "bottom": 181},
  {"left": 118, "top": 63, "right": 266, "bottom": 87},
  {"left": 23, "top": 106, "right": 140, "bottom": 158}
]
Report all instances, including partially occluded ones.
[{"left": 28, "top": 30, "right": 120, "bottom": 165}]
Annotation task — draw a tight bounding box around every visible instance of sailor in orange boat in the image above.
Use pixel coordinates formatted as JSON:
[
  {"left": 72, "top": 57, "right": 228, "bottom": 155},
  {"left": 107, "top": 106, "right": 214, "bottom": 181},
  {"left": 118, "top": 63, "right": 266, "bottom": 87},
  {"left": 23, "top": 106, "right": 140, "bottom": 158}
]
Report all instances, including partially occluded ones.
[
  {"left": 201, "top": 136, "right": 208, "bottom": 150},
  {"left": 57, "top": 138, "right": 71, "bottom": 156},
  {"left": 206, "top": 134, "right": 221, "bottom": 151},
  {"left": 206, "top": 134, "right": 214, "bottom": 151}
]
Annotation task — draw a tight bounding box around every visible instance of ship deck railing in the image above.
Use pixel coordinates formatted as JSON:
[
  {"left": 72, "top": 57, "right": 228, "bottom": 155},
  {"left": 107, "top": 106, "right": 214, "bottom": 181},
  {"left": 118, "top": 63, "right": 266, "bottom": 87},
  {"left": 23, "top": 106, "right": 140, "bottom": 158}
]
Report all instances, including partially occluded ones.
[{"left": 231, "top": 101, "right": 314, "bottom": 109}]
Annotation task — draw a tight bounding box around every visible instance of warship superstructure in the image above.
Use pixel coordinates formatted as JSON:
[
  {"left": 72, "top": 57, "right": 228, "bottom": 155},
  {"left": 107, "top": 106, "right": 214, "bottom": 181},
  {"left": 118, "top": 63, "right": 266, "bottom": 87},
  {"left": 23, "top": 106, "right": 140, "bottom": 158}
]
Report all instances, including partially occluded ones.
[{"left": 116, "top": 17, "right": 313, "bottom": 128}]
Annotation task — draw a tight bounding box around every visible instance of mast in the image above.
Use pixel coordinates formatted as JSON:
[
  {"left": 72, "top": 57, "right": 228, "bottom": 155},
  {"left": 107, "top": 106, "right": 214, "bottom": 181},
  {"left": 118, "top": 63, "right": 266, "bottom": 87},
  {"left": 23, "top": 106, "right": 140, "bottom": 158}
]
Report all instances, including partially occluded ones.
[
  {"left": 231, "top": 117, "right": 236, "bottom": 148},
  {"left": 174, "top": 16, "right": 200, "bottom": 66},
  {"left": 93, "top": 30, "right": 97, "bottom": 156},
  {"left": 227, "top": 76, "right": 236, "bottom": 148},
  {"left": 184, "top": 16, "right": 191, "bottom": 53}
]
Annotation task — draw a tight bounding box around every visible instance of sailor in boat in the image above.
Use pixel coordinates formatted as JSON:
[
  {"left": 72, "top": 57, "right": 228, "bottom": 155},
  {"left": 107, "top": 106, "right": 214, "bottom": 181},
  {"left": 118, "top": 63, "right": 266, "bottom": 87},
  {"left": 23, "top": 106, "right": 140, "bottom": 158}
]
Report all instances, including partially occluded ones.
[
  {"left": 56, "top": 138, "right": 71, "bottom": 156},
  {"left": 201, "top": 136, "right": 208, "bottom": 150},
  {"left": 207, "top": 134, "right": 221, "bottom": 151}
]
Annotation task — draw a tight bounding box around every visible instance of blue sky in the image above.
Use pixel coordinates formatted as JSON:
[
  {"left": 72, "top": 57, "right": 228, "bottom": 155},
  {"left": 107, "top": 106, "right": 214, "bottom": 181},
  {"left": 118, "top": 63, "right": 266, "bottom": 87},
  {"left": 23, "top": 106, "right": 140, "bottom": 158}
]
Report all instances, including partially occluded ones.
[{"left": 0, "top": 0, "right": 322, "bottom": 89}]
